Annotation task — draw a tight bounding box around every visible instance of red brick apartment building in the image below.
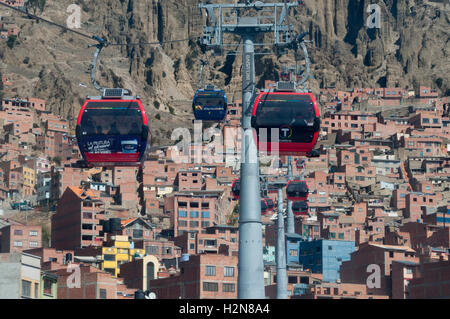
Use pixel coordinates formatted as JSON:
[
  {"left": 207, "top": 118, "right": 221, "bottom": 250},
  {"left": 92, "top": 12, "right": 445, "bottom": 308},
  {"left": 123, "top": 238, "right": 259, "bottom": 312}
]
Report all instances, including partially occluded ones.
[
  {"left": 50, "top": 167, "right": 90, "bottom": 202},
  {"left": 55, "top": 264, "right": 135, "bottom": 299},
  {"left": 36, "top": 131, "right": 72, "bottom": 160},
  {"left": 404, "top": 192, "right": 438, "bottom": 221},
  {"left": 0, "top": 99, "right": 34, "bottom": 135},
  {"left": 24, "top": 247, "right": 74, "bottom": 270},
  {"left": 0, "top": 224, "right": 41, "bottom": 253},
  {"left": 165, "top": 191, "right": 221, "bottom": 237},
  {"left": 149, "top": 253, "right": 238, "bottom": 299},
  {"left": 392, "top": 259, "right": 450, "bottom": 299},
  {"left": 51, "top": 186, "right": 106, "bottom": 250},
  {"left": 46, "top": 116, "right": 69, "bottom": 134},
  {"left": 174, "top": 225, "right": 238, "bottom": 256},
  {"left": 27, "top": 98, "right": 46, "bottom": 112},
  {"left": 340, "top": 242, "right": 419, "bottom": 296},
  {"left": 322, "top": 112, "right": 378, "bottom": 134},
  {"left": 399, "top": 135, "right": 444, "bottom": 157}
]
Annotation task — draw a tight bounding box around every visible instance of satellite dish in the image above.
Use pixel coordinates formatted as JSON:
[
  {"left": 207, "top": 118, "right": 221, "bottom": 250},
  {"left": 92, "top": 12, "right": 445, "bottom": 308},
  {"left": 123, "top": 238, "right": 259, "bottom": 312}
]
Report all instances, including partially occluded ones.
[{"left": 147, "top": 292, "right": 156, "bottom": 300}]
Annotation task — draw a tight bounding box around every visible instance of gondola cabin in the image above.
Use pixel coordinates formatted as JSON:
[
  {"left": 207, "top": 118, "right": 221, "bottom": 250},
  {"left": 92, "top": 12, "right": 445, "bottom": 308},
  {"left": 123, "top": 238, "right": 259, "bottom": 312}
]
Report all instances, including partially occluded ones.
[
  {"left": 261, "top": 199, "right": 269, "bottom": 215},
  {"left": 192, "top": 85, "right": 227, "bottom": 121},
  {"left": 292, "top": 201, "right": 308, "bottom": 216},
  {"left": 76, "top": 89, "right": 150, "bottom": 167},
  {"left": 264, "top": 198, "right": 274, "bottom": 211},
  {"left": 232, "top": 179, "right": 240, "bottom": 200},
  {"left": 251, "top": 82, "right": 320, "bottom": 156},
  {"left": 286, "top": 180, "right": 309, "bottom": 201}
]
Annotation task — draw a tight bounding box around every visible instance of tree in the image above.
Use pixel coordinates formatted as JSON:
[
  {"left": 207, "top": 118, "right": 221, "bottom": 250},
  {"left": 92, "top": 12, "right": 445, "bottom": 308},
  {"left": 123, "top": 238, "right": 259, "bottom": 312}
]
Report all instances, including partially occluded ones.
[
  {"left": 26, "top": 0, "right": 46, "bottom": 15},
  {"left": 52, "top": 156, "right": 61, "bottom": 166},
  {"left": 6, "top": 35, "right": 17, "bottom": 49}
]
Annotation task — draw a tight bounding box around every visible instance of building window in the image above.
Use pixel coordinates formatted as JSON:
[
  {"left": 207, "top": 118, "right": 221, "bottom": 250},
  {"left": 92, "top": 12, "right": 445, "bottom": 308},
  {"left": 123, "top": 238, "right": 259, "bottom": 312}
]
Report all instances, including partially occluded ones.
[
  {"left": 178, "top": 210, "right": 187, "bottom": 218},
  {"left": 146, "top": 246, "right": 159, "bottom": 255},
  {"left": 338, "top": 233, "right": 344, "bottom": 239},
  {"left": 14, "top": 229, "right": 23, "bottom": 236},
  {"left": 29, "top": 241, "right": 38, "bottom": 248},
  {"left": 104, "top": 254, "right": 115, "bottom": 261},
  {"left": 201, "top": 211, "right": 210, "bottom": 218},
  {"left": 179, "top": 220, "right": 187, "bottom": 227},
  {"left": 190, "top": 221, "right": 199, "bottom": 228},
  {"left": 289, "top": 249, "right": 298, "bottom": 257},
  {"left": 43, "top": 278, "right": 53, "bottom": 296},
  {"left": 22, "top": 280, "right": 31, "bottom": 298},
  {"left": 224, "top": 267, "right": 235, "bottom": 277},
  {"left": 201, "top": 202, "right": 210, "bottom": 209},
  {"left": 99, "top": 289, "right": 107, "bottom": 299},
  {"left": 133, "top": 229, "right": 143, "bottom": 239},
  {"left": 206, "top": 266, "right": 216, "bottom": 276},
  {"left": 288, "top": 276, "right": 298, "bottom": 284},
  {"left": 14, "top": 241, "right": 23, "bottom": 247},
  {"left": 203, "top": 282, "right": 218, "bottom": 292},
  {"left": 222, "top": 283, "right": 235, "bottom": 293},
  {"left": 389, "top": 251, "right": 394, "bottom": 258},
  {"left": 201, "top": 221, "right": 210, "bottom": 228},
  {"left": 190, "top": 211, "right": 199, "bottom": 218}
]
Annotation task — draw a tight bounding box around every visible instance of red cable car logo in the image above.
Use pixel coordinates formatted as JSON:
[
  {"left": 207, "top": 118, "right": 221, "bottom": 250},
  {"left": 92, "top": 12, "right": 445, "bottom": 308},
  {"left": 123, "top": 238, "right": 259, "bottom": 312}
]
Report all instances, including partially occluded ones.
[{"left": 280, "top": 124, "right": 292, "bottom": 140}]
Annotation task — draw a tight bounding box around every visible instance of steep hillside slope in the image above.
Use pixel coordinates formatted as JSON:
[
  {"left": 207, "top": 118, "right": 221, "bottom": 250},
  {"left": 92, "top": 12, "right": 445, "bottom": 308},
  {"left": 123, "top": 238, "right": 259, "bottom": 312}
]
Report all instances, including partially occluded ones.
[{"left": 0, "top": 0, "right": 448, "bottom": 145}]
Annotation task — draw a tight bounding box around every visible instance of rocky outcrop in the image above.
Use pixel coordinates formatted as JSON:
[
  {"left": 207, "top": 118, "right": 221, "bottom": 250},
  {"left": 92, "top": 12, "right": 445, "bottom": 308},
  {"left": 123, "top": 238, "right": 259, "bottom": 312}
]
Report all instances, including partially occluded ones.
[{"left": 0, "top": 0, "right": 448, "bottom": 145}]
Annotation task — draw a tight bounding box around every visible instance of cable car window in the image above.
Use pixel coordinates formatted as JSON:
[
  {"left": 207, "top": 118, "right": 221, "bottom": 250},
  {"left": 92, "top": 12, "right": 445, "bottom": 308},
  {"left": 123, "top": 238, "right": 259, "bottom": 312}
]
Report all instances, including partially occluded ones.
[
  {"left": 194, "top": 93, "right": 226, "bottom": 110},
  {"left": 80, "top": 102, "right": 143, "bottom": 136},
  {"left": 255, "top": 94, "right": 316, "bottom": 128}
]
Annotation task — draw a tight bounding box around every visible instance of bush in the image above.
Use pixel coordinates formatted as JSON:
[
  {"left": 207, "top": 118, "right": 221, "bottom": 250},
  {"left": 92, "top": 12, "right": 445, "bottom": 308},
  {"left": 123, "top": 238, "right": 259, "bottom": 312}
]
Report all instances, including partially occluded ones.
[
  {"left": 7, "top": 35, "right": 17, "bottom": 49},
  {"left": 162, "top": 71, "right": 166, "bottom": 78},
  {"left": 23, "top": 57, "right": 30, "bottom": 64},
  {"left": 168, "top": 106, "right": 175, "bottom": 115},
  {"left": 155, "top": 114, "right": 161, "bottom": 120},
  {"left": 153, "top": 101, "right": 160, "bottom": 109}
]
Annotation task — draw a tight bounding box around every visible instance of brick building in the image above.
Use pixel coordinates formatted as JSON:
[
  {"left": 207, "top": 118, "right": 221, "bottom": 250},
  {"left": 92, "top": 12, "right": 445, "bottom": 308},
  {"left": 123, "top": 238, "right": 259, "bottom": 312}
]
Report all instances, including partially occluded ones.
[
  {"left": 149, "top": 253, "right": 238, "bottom": 299},
  {"left": 0, "top": 224, "right": 42, "bottom": 253},
  {"left": 165, "top": 191, "right": 221, "bottom": 237},
  {"left": 51, "top": 186, "right": 105, "bottom": 250}
]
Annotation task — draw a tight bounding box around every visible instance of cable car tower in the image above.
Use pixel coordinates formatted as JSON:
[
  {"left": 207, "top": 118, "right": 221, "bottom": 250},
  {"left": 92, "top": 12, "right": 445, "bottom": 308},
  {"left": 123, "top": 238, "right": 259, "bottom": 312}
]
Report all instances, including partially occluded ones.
[{"left": 199, "top": 0, "right": 300, "bottom": 299}]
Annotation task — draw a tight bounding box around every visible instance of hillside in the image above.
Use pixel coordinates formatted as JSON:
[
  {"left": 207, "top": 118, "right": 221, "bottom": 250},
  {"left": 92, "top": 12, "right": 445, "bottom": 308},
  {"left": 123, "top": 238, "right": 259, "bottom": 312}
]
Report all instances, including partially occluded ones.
[{"left": 0, "top": 0, "right": 449, "bottom": 145}]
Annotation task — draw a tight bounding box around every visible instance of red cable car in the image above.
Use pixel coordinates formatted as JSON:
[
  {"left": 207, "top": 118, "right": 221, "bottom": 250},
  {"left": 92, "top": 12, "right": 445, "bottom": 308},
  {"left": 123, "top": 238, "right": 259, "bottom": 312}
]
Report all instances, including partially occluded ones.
[
  {"left": 264, "top": 198, "right": 274, "bottom": 211},
  {"left": 251, "top": 85, "right": 320, "bottom": 156},
  {"left": 232, "top": 179, "right": 240, "bottom": 200},
  {"left": 286, "top": 180, "right": 309, "bottom": 201},
  {"left": 261, "top": 199, "right": 269, "bottom": 215},
  {"left": 292, "top": 201, "right": 308, "bottom": 216},
  {"left": 76, "top": 89, "right": 150, "bottom": 167}
]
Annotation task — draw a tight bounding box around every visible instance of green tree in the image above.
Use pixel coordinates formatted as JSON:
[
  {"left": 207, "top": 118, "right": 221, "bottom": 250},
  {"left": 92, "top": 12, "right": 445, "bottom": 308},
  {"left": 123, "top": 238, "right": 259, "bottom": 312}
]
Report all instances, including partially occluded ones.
[
  {"left": 52, "top": 156, "right": 61, "bottom": 166},
  {"left": 6, "top": 35, "right": 17, "bottom": 49},
  {"left": 26, "top": 0, "right": 46, "bottom": 15}
]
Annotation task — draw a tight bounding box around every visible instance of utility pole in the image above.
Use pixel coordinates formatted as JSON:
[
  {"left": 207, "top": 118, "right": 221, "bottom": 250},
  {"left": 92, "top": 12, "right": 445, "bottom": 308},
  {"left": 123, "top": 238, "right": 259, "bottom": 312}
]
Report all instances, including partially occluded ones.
[
  {"left": 199, "top": 1, "right": 298, "bottom": 299},
  {"left": 286, "top": 156, "right": 295, "bottom": 234},
  {"left": 276, "top": 188, "right": 288, "bottom": 299}
]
